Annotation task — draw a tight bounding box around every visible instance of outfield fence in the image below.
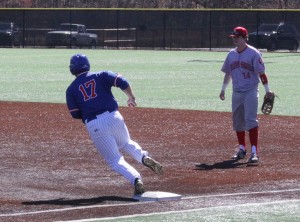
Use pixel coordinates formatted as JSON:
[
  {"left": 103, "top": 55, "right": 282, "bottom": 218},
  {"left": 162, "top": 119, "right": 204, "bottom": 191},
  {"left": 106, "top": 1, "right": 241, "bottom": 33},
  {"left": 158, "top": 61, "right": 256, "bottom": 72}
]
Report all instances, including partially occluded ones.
[{"left": 1, "top": 8, "right": 300, "bottom": 50}]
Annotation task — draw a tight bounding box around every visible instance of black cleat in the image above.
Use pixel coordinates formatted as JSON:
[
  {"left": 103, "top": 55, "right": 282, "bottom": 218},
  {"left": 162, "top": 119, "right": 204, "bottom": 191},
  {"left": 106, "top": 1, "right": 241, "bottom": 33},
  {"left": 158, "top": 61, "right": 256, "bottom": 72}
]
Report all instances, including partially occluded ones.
[
  {"left": 232, "top": 149, "right": 247, "bottom": 161},
  {"left": 142, "top": 156, "right": 164, "bottom": 175},
  {"left": 134, "top": 178, "right": 145, "bottom": 195},
  {"left": 248, "top": 153, "right": 259, "bottom": 164}
]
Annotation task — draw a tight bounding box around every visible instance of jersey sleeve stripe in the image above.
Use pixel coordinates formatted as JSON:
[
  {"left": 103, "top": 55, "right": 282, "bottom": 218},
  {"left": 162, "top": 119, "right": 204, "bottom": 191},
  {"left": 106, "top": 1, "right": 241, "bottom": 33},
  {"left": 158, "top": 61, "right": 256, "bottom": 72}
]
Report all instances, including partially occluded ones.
[
  {"left": 114, "top": 74, "right": 121, "bottom": 87},
  {"left": 69, "top": 108, "right": 80, "bottom": 112}
]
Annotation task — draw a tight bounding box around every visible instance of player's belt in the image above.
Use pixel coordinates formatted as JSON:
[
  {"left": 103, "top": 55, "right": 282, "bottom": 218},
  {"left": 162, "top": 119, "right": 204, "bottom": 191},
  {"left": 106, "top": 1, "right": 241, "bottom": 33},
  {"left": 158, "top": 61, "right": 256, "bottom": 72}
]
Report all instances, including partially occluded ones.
[
  {"left": 85, "top": 109, "right": 116, "bottom": 123},
  {"left": 86, "top": 116, "right": 99, "bottom": 123}
]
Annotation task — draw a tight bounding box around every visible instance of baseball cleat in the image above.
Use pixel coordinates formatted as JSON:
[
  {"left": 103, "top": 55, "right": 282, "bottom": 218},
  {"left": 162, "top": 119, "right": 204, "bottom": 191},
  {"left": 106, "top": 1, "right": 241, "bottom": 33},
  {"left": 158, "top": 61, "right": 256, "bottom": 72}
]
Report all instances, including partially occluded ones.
[
  {"left": 142, "top": 156, "right": 164, "bottom": 175},
  {"left": 248, "top": 153, "right": 259, "bottom": 164},
  {"left": 134, "top": 178, "right": 145, "bottom": 195},
  {"left": 232, "top": 149, "right": 247, "bottom": 161}
]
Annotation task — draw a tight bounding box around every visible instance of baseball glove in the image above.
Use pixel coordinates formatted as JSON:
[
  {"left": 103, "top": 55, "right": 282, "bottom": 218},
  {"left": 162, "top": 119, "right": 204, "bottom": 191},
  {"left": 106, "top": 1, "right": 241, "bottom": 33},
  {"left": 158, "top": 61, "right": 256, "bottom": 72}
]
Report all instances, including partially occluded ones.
[{"left": 261, "top": 92, "right": 276, "bottom": 115}]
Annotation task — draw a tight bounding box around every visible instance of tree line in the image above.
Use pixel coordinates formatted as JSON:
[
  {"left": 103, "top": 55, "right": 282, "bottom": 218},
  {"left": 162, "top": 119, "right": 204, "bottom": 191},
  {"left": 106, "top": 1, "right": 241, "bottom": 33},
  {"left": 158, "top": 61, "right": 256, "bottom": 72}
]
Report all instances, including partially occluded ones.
[{"left": 0, "top": 0, "right": 299, "bottom": 9}]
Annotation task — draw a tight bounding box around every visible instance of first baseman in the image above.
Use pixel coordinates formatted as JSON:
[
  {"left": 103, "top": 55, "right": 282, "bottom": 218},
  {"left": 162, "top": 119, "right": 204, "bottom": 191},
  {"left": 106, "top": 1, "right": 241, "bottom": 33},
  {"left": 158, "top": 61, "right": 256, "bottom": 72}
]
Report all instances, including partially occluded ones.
[
  {"left": 66, "top": 54, "right": 163, "bottom": 195},
  {"left": 219, "top": 27, "right": 273, "bottom": 164}
]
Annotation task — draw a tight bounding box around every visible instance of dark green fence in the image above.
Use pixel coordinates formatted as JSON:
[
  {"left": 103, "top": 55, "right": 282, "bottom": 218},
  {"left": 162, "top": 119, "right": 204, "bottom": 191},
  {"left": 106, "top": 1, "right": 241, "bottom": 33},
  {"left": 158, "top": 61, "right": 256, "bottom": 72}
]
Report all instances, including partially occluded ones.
[{"left": 1, "top": 8, "right": 300, "bottom": 50}]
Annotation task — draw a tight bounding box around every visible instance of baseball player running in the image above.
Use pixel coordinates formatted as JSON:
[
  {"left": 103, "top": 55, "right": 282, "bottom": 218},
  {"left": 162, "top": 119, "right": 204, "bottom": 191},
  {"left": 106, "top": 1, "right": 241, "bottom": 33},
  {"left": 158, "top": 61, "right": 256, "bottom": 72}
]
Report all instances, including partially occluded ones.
[
  {"left": 219, "top": 26, "right": 273, "bottom": 164},
  {"left": 66, "top": 54, "right": 163, "bottom": 195}
]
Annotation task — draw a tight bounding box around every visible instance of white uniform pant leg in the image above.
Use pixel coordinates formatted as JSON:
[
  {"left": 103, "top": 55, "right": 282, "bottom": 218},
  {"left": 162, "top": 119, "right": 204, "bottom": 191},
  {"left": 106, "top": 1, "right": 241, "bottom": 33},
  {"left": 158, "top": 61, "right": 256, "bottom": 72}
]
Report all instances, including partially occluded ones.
[
  {"left": 232, "top": 91, "right": 246, "bottom": 132},
  {"left": 112, "top": 111, "right": 148, "bottom": 163},
  {"left": 232, "top": 89, "right": 259, "bottom": 132},
  {"left": 121, "top": 139, "right": 148, "bottom": 163},
  {"left": 244, "top": 88, "right": 259, "bottom": 131},
  {"left": 86, "top": 112, "right": 142, "bottom": 186}
]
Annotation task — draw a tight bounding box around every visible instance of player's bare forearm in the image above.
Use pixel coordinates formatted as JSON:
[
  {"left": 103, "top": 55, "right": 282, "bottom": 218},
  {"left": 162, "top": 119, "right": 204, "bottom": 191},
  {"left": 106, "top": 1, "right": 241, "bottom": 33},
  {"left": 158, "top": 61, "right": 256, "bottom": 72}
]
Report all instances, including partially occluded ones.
[
  {"left": 122, "top": 85, "right": 137, "bottom": 107},
  {"left": 220, "top": 73, "right": 231, "bottom": 100},
  {"left": 122, "top": 85, "right": 135, "bottom": 100}
]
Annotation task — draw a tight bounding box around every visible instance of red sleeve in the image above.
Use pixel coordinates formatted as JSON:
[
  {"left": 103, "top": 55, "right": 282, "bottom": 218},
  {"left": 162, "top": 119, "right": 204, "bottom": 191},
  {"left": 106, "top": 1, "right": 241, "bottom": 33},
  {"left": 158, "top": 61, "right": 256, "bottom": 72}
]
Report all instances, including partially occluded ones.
[{"left": 259, "top": 73, "right": 268, "bottom": 85}]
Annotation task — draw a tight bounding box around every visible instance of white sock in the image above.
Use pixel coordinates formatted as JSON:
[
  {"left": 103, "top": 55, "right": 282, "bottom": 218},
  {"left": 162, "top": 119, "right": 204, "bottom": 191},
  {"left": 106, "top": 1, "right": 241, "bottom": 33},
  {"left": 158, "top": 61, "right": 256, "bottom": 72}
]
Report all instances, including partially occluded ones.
[
  {"left": 251, "top": 145, "right": 257, "bottom": 154},
  {"left": 239, "top": 144, "right": 245, "bottom": 151}
]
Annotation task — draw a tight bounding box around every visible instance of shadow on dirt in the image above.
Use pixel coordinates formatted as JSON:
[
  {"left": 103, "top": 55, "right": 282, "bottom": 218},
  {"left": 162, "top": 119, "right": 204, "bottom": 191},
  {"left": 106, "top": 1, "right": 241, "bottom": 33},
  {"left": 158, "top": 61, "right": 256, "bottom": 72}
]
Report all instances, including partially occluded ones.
[
  {"left": 194, "top": 159, "right": 251, "bottom": 170},
  {"left": 22, "top": 196, "right": 137, "bottom": 206}
]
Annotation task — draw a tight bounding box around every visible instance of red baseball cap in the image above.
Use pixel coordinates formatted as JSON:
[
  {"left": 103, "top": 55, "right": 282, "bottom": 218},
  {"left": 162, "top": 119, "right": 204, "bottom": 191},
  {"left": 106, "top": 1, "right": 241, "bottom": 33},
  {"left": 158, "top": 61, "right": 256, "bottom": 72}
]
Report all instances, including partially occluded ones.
[{"left": 229, "top": 26, "right": 248, "bottom": 37}]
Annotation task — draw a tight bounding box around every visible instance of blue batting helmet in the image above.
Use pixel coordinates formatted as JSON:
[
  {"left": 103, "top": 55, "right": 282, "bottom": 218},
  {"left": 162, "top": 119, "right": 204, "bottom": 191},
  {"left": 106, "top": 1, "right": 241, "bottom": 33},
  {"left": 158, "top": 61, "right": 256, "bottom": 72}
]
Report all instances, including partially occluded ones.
[{"left": 69, "top": 54, "right": 90, "bottom": 75}]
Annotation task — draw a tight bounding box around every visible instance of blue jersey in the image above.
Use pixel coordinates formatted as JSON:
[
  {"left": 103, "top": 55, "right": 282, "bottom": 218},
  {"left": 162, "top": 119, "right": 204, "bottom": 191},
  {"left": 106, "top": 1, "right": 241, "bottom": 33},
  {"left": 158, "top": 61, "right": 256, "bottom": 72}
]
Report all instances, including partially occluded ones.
[{"left": 66, "top": 70, "right": 129, "bottom": 123}]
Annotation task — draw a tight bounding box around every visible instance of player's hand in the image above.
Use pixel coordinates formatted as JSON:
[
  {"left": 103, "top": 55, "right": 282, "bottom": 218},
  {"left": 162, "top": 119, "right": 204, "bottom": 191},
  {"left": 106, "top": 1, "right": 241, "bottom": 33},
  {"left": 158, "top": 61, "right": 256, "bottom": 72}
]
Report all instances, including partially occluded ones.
[
  {"left": 266, "top": 91, "right": 273, "bottom": 99},
  {"left": 127, "top": 98, "right": 137, "bottom": 107},
  {"left": 219, "top": 91, "right": 225, "bottom": 100}
]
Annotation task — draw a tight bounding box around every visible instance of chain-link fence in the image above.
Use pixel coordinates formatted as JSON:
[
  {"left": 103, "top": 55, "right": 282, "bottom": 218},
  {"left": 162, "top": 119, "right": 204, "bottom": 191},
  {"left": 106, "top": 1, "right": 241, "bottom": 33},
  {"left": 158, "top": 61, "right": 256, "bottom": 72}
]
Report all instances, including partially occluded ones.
[{"left": 1, "top": 9, "right": 300, "bottom": 51}]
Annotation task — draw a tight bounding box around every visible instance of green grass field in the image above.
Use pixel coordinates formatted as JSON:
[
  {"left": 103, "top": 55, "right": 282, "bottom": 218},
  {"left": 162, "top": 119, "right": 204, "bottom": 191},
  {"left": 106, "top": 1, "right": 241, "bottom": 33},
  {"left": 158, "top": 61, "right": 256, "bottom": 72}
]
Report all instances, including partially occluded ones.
[
  {"left": 1, "top": 48, "right": 299, "bottom": 116},
  {"left": 1, "top": 48, "right": 299, "bottom": 221},
  {"left": 80, "top": 199, "right": 300, "bottom": 222}
]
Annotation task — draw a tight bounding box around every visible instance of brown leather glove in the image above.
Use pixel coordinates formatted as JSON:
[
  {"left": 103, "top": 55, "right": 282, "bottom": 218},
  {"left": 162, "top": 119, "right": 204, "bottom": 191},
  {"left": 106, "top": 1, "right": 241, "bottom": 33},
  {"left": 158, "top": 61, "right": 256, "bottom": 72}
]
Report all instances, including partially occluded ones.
[{"left": 261, "top": 92, "right": 275, "bottom": 115}]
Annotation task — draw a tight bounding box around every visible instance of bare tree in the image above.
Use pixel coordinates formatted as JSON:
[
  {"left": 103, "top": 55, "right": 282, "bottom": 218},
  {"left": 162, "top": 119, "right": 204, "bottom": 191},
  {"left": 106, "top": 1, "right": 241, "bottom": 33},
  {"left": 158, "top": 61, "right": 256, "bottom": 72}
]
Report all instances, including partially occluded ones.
[{"left": 1, "top": 0, "right": 300, "bottom": 8}]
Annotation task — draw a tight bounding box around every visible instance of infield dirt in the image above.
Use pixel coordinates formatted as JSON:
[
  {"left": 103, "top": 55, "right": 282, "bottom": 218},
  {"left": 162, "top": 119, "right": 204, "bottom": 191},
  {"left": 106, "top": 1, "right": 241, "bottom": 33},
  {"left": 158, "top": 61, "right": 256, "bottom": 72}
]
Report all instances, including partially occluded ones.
[{"left": 1, "top": 101, "right": 299, "bottom": 221}]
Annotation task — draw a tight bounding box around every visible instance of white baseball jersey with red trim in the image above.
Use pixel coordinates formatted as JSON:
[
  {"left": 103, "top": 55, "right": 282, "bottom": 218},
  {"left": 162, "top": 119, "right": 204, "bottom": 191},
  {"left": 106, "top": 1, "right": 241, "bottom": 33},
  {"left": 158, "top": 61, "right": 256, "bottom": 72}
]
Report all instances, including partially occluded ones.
[{"left": 221, "top": 45, "right": 265, "bottom": 92}]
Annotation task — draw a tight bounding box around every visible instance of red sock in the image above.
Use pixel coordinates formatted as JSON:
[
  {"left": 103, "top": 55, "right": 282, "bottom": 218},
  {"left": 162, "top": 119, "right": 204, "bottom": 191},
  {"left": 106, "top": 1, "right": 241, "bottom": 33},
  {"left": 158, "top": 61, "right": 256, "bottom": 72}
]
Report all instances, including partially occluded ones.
[
  {"left": 249, "top": 126, "right": 259, "bottom": 153},
  {"left": 236, "top": 131, "right": 246, "bottom": 149}
]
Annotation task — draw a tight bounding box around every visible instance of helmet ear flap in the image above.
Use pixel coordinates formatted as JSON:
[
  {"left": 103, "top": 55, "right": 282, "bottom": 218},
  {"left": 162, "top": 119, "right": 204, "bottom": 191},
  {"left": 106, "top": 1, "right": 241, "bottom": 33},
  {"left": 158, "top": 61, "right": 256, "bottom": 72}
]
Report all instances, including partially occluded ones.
[
  {"left": 69, "top": 54, "right": 90, "bottom": 75},
  {"left": 69, "top": 63, "right": 77, "bottom": 75}
]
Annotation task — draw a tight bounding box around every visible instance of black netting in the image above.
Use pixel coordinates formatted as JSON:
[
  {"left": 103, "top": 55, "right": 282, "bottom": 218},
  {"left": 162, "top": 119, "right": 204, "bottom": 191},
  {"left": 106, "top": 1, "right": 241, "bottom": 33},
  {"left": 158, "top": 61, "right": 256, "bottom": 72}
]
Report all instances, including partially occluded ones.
[{"left": 1, "top": 9, "right": 299, "bottom": 50}]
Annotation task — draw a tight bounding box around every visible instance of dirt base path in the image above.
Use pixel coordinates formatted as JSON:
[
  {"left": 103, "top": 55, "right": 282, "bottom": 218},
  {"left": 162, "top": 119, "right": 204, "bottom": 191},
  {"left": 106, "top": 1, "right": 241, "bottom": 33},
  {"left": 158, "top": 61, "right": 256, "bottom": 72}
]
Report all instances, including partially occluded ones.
[{"left": 1, "top": 101, "right": 299, "bottom": 221}]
